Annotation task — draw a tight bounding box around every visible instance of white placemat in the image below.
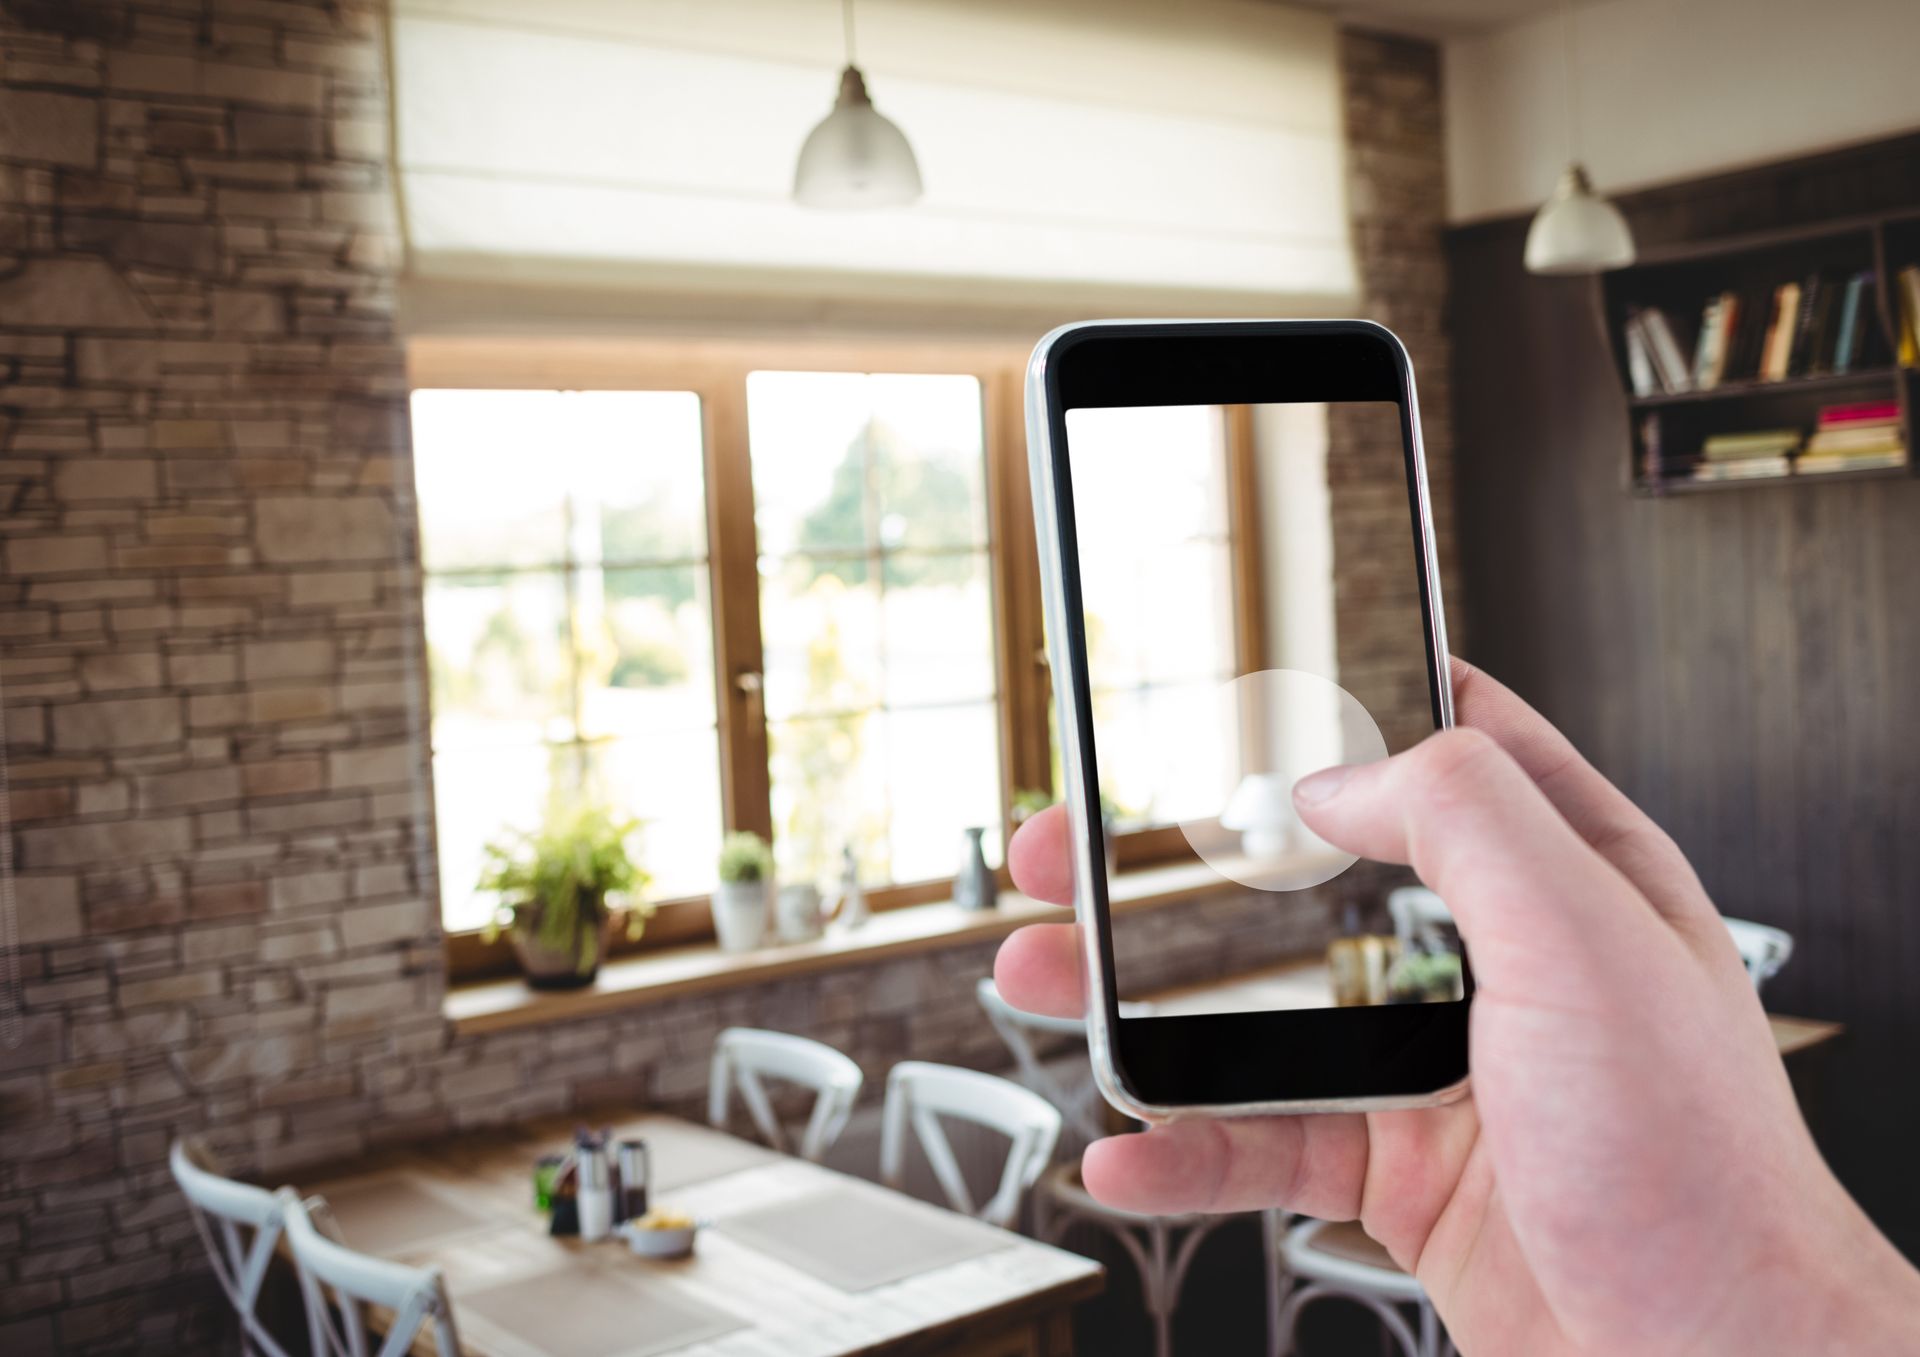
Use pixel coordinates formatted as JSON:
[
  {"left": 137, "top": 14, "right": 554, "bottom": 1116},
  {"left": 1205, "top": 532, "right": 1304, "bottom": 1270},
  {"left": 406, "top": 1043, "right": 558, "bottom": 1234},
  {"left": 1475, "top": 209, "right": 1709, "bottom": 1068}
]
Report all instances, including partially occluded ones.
[{"left": 716, "top": 1185, "right": 1013, "bottom": 1292}]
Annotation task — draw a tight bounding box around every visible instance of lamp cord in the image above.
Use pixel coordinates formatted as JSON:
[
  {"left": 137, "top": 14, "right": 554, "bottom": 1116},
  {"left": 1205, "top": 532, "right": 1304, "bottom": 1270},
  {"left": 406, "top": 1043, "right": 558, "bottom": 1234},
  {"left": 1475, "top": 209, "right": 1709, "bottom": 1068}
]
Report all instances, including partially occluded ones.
[
  {"left": 843, "top": 0, "right": 857, "bottom": 66},
  {"left": 1562, "top": 0, "right": 1582, "bottom": 166}
]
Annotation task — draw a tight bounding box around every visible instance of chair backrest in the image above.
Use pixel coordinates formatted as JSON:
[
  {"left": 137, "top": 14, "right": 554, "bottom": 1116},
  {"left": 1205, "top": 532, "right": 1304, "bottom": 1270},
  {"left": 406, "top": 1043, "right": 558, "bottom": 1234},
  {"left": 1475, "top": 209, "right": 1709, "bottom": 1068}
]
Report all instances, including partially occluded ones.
[
  {"left": 280, "top": 1190, "right": 461, "bottom": 1357},
  {"left": 1724, "top": 917, "right": 1793, "bottom": 992},
  {"left": 170, "top": 1138, "right": 295, "bottom": 1357},
  {"left": 1387, "top": 885, "right": 1454, "bottom": 953},
  {"left": 708, "top": 1027, "right": 864, "bottom": 1161},
  {"left": 880, "top": 1060, "right": 1062, "bottom": 1229},
  {"left": 975, "top": 977, "right": 1110, "bottom": 1142}
]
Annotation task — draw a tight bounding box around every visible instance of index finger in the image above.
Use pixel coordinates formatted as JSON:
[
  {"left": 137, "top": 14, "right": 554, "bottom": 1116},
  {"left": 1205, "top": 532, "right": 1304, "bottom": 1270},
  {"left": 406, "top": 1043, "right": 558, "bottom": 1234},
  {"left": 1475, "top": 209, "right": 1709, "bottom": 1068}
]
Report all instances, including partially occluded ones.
[{"left": 1007, "top": 802, "right": 1074, "bottom": 905}]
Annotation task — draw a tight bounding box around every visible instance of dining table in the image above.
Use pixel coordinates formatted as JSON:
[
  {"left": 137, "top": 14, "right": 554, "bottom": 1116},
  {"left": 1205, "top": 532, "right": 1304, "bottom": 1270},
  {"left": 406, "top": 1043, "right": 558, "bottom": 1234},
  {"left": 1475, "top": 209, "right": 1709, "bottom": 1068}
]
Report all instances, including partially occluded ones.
[
  {"left": 1138, "top": 956, "right": 1846, "bottom": 1057},
  {"left": 285, "top": 1112, "right": 1104, "bottom": 1357}
]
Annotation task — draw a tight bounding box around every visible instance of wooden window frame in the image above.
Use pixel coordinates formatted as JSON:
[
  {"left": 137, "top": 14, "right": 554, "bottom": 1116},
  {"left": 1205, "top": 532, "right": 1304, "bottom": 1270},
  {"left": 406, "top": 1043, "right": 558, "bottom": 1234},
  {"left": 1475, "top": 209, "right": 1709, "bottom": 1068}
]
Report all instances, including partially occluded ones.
[{"left": 417, "top": 345, "right": 1263, "bottom": 982}]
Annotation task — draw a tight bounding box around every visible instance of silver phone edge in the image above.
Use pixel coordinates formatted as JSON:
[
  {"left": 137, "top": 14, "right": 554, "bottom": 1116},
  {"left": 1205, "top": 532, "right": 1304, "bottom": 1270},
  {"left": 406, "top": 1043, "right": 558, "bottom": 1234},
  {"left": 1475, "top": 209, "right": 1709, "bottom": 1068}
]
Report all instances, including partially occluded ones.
[{"left": 1023, "top": 317, "right": 1470, "bottom": 1124}]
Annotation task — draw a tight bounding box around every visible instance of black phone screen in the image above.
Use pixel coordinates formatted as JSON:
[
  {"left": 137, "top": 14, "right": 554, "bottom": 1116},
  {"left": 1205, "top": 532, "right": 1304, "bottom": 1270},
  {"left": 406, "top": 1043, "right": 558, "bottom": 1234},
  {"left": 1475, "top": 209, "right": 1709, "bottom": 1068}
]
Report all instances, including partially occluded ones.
[{"left": 1041, "top": 322, "right": 1469, "bottom": 1106}]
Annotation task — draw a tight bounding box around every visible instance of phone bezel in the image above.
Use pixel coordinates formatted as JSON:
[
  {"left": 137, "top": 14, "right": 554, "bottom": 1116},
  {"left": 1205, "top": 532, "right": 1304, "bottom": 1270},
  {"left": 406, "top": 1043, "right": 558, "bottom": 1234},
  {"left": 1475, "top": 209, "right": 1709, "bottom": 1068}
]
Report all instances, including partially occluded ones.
[{"left": 1027, "top": 318, "right": 1470, "bottom": 1117}]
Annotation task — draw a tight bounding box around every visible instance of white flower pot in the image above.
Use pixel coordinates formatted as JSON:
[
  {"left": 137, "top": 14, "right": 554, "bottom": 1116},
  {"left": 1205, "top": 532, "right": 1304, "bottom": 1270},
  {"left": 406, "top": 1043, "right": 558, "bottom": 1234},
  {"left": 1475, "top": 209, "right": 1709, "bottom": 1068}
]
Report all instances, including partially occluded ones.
[{"left": 712, "top": 880, "right": 770, "bottom": 953}]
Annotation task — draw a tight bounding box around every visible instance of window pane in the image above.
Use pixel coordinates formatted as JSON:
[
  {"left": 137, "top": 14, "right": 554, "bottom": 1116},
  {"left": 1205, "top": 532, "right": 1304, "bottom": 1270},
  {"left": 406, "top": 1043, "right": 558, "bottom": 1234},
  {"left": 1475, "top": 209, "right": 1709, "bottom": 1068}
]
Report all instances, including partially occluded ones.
[
  {"left": 568, "top": 390, "right": 707, "bottom": 564},
  {"left": 750, "top": 369, "right": 1001, "bottom": 891},
  {"left": 575, "top": 566, "right": 716, "bottom": 740},
  {"left": 758, "top": 565, "right": 881, "bottom": 722},
  {"left": 413, "top": 388, "right": 722, "bottom": 931},
  {"left": 412, "top": 390, "right": 569, "bottom": 569},
  {"left": 424, "top": 572, "right": 574, "bottom": 750},
  {"left": 584, "top": 735, "right": 722, "bottom": 903},
  {"left": 880, "top": 552, "right": 995, "bottom": 708},
  {"left": 746, "top": 371, "right": 873, "bottom": 556},
  {"left": 885, "top": 703, "right": 1002, "bottom": 883},
  {"left": 434, "top": 744, "right": 571, "bottom": 933},
  {"left": 868, "top": 374, "right": 988, "bottom": 550},
  {"left": 1067, "top": 403, "right": 1239, "bottom": 829},
  {"left": 768, "top": 711, "right": 885, "bottom": 886}
]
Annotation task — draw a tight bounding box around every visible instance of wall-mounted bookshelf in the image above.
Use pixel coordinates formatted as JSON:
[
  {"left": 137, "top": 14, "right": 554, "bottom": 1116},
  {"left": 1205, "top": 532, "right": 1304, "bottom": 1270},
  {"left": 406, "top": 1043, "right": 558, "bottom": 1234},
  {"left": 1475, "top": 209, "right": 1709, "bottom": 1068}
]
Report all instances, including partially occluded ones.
[{"left": 1601, "top": 210, "right": 1920, "bottom": 495}]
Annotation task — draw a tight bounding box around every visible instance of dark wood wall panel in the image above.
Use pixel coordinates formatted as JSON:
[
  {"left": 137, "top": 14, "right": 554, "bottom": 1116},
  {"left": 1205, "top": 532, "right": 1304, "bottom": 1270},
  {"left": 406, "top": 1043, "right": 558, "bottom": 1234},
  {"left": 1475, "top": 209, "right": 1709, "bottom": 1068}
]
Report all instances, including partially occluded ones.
[{"left": 1446, "top": 135, "right": 1920, "bottom": 1250}]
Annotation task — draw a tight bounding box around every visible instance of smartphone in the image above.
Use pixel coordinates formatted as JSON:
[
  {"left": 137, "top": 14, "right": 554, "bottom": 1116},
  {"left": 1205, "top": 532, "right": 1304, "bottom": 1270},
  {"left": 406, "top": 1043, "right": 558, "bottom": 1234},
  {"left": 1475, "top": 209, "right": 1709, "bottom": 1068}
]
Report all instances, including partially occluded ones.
[{"left": 1026, "top": 319, "right": 1469, "bottom": 1120}]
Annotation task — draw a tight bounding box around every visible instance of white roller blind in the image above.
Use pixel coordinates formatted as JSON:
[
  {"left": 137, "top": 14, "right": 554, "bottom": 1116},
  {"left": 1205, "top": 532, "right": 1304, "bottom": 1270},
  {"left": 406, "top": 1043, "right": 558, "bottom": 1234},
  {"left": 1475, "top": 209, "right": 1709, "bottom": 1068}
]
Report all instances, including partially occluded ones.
[{"left": 391, "top": 0, "right": 1357, "bottom": 312}]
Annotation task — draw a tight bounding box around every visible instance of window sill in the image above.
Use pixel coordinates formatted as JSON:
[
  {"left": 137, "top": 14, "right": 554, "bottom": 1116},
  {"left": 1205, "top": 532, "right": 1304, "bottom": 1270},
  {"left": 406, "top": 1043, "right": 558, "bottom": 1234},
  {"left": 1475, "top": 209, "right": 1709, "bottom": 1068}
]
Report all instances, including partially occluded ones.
[{"left": 442, "top": 858, "right": 1240, "bottom": 1037}]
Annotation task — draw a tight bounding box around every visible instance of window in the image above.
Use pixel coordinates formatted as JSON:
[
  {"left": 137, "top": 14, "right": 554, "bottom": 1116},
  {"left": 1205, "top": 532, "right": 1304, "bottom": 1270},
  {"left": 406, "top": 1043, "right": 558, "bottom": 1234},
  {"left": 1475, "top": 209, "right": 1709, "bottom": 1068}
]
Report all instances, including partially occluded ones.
[
  {"left": 748, "top": 372, "right": 1003, "bottom": 889},
  {"left": 410, "top": 343, "right": 1054, "bottom": 965},
  {"left": 1065, "top": 405, "right": 1243, "bottom": 830},
  {"left": 412, "top": 390, "right": 722, "bottom": 932}
]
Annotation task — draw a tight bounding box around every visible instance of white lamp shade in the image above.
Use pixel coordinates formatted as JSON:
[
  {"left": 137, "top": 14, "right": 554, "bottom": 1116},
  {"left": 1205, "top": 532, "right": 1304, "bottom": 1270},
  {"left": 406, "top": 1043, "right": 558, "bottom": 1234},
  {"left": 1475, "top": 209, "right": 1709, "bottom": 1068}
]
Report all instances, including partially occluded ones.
[
  {"left": 1218, "top": 771, "right": 1299, "bottom": 858},
  {"left": 794, "top": 66, "right": 923, "bottom": 210},
  {"left": 1524, "top": 163, "right": 1635, "bottom": 275}
]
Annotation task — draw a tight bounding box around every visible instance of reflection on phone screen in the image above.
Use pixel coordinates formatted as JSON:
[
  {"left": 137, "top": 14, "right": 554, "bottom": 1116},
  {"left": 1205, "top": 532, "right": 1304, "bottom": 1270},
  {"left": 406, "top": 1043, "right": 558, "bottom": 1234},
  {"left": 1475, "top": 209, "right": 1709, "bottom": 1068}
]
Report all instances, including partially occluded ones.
[{"left": 1063, "top": 400, "right": 1460, "bottom": 1014}]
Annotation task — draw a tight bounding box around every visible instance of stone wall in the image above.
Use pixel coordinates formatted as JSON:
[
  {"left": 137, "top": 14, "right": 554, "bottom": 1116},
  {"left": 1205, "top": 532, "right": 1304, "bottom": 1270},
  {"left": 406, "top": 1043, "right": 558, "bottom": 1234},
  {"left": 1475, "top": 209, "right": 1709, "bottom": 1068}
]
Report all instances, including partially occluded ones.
[
  {"left": 1330, "top": 30, "right": 1460, "bottom": 757},
  {"left": 0, "top": 11, "right": 1456, "bottom": 1353},
  {"left": 0, "top": 3, "right": 440, "bottom": 1350}
]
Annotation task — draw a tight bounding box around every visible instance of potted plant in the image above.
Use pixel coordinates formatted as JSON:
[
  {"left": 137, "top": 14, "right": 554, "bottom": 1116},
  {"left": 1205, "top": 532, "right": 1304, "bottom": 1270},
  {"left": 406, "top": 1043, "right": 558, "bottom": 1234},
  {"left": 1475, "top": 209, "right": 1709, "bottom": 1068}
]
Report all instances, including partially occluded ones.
[
  {"left": 480, "top": 804, "right": 651, "bottom": 989},
  {"left": 714, "top": 832, "right": 774, "bottom": 953},
  {"left": 1387, "top": 950, "right": 1464, "bottom": 1005}
]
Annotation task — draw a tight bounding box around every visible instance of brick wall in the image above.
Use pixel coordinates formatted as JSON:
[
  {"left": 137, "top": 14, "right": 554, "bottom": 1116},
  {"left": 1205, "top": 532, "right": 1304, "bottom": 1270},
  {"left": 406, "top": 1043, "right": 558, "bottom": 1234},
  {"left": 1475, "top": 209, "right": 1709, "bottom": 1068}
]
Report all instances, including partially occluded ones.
[
  {"left": 0, "top": 3, "right": 440, "bottom": 1350},
  {"left": 0, "top": 12, "right": 1454, "bottom": 1353},
  {"left": 1330, "top": 30, "right": 1460, "bottom": 757}
]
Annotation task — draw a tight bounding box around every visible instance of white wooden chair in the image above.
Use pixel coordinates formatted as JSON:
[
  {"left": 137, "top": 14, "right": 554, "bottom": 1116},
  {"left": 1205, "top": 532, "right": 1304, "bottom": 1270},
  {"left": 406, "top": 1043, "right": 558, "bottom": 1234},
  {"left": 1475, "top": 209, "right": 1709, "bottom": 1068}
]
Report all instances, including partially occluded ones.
[
  {"left": 974, "top": 977, "right": 1112, "bottom": 1143},
  {"left": 1264, "top": 1211, "right": 1454, "bottom": 1357},
  {"left": 169, "top": 1138, "right": 295, "bottom": 1357},
  {"left": 1387, "top": 885, "right": 1455, "bottom": 955},
  {"left": 1723, "top": 917, "right": 1793, "bottom": 992},
  {"left": 280, "top": 1189, "right": 461, "bottom": 1357},
  {"left": 879, "top": 1061, "right": 1061, "bottom": 1229},
  {"left": 708, "top": 1027, "right": 864, "bottom": 1161}
]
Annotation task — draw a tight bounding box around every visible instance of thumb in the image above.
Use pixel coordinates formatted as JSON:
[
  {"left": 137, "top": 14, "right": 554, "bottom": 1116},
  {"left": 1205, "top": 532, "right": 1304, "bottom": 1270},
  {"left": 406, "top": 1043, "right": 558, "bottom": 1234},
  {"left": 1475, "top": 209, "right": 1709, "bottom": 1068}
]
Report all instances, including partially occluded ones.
[{"left": 1292, "top": 729, "right": 1675, "bottom": 1000}]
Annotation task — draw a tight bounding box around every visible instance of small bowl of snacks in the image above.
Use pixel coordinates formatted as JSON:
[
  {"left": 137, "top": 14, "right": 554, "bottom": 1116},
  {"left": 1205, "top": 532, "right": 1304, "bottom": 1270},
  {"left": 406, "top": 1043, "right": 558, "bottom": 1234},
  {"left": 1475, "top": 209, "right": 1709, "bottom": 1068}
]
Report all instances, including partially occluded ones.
[{"left": 622, "top": 1208, "right": 698, "bottom": 1260}]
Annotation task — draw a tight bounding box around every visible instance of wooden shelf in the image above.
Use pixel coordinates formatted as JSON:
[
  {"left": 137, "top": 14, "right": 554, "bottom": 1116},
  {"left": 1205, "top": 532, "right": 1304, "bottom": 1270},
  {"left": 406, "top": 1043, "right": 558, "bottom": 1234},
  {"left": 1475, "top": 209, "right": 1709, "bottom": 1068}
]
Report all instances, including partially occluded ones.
[
  {"left": 1627, "top": 367, "right": 1897, "bottom": 409},
  {"left": 1637, "top": 463, "right": 1912, "bottom": 496},
  {"left": 1603, "top": 210, "right": 1918, "bottom": 495}
]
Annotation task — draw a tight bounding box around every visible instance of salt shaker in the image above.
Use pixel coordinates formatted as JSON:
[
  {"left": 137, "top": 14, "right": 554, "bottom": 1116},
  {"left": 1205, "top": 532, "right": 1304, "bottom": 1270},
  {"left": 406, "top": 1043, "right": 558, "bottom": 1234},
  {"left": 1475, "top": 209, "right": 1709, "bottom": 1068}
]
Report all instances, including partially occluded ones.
[{"left": 576, "top": 1139, "right": 614, "bottom": 1242}]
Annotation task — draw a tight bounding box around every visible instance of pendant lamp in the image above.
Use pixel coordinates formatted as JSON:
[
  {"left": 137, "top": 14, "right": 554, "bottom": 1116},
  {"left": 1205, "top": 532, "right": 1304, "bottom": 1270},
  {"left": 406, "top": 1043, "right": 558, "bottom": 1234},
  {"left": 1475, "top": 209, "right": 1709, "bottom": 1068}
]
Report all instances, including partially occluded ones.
[
  {"left": 793, "top": 0, "right": 923, "bottom": 209},
  {"left": 1524, "top": 0, "right": 1634, "bottom": 274}
]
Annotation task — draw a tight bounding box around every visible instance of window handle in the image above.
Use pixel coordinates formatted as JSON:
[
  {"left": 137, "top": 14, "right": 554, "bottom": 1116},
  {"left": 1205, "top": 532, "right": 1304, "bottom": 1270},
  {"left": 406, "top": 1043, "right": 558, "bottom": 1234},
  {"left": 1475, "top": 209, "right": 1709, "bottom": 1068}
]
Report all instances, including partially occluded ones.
[{"left": 734, "top": 669, "right": 764, "bottom": 722}]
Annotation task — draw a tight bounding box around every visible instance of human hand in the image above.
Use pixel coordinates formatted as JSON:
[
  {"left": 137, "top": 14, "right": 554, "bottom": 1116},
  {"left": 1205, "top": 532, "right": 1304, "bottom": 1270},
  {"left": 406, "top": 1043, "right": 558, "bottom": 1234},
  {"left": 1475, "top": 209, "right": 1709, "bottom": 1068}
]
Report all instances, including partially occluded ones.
[{"left": 996, "top": 658, "right": 1920, "bottom": 1356}]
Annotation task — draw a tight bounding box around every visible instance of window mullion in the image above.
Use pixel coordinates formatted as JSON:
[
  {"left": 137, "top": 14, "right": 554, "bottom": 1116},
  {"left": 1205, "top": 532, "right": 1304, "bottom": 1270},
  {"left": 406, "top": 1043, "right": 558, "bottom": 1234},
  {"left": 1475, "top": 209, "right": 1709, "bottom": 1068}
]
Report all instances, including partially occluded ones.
[
  {"left": 704, "top": 370, "right": 773, "bottom": 842},
  {"left": 983, "top": 362, "right": 1052, "bottom": 821}
]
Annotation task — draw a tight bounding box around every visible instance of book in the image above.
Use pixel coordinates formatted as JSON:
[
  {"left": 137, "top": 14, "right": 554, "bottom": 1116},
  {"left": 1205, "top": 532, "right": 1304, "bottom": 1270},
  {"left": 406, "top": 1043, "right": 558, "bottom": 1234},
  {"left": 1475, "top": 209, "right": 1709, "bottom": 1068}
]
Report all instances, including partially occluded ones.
[
  {"left": 1832, "top": 273, "right": 1871, "bottom": 373},
  {"left": 1692, "top": 455, "right": 1790, "bottom": 482},
  {"left": 1692, "top": 293, "right": 1737, "bottom": 390},
  {"left": 1900, "top": 265, "right": 1920, "bottom": 368},
  {"left": 1798, "top": 449, "right": 1907, "bottom": 474},
  {"left": 1624, "top": 315, "right": 1658, "bottom": 396},
  {"left": 1701, "top": 428, "right": 1801, "bottom": 461},
  {"left": 1760, "top": 282, "right": 1801, "bottom": 381},
  {"left": 1805, "top": 424, "right": 1902, "bottom": 455},
  {"left": 1817, "top": 400, "right": 1900, "bottom": 427},
  {"left": 1729, "top": 287, "right": 1772, "bottom": 383},
  {"left": 1641, "top": 308, "right": 1693, "bottom": 392},
  {"left": 1787, "top": 272, "right": 1827, "bottom": 376}
]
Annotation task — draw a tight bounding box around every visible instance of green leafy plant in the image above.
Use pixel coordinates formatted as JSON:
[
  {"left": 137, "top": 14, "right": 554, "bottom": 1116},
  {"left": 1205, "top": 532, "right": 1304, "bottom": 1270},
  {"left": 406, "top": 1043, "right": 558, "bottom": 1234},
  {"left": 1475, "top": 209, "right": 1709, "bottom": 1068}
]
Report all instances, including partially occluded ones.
[
  {"left": 1388, "top": 949, "right": 1463, "bottom": 1002},
  {"left": 479, "top": 804, "right": 652, "bottom": 974},
  {"left": 718, "top": 831, "right": 774, "bottom": 884}
]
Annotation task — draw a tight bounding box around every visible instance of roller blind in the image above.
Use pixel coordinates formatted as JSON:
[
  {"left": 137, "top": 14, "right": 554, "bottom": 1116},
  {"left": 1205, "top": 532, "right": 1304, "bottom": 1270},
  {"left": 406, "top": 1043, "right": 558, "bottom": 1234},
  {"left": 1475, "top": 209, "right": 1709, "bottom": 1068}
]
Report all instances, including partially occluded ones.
[{"left": 390, "top": 0, "right": 1357, "bottom": 313}]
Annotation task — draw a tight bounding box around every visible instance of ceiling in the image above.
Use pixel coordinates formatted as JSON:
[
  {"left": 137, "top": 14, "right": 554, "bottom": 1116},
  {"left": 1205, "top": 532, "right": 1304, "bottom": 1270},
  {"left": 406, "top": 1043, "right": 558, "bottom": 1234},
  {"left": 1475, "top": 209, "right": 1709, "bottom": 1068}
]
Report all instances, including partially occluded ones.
[{"left": 1291, "top": 0, "right": 1569, "bottom": 38}]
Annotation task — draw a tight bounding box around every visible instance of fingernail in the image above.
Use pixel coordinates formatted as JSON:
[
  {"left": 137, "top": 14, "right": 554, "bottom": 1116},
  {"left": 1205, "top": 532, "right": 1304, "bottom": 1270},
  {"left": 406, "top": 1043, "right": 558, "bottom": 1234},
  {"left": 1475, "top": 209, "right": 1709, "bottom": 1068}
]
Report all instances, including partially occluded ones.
[{"left": 1293, "top": 765, "right": 1355, "bottom": 807}]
